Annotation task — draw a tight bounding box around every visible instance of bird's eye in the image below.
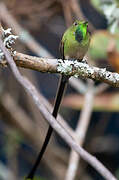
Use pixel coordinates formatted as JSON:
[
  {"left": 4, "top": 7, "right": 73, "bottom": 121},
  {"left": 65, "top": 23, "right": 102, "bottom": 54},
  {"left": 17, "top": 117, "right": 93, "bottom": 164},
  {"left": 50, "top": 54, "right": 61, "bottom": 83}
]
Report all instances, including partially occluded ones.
[{"left": 73, "top": 22, "right": 78, "bottom": 26}]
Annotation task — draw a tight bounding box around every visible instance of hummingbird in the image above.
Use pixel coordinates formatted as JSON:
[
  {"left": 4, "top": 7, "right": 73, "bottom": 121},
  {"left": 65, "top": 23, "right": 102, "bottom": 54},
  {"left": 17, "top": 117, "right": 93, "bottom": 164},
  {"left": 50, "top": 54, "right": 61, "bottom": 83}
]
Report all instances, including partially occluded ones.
[{"left": 26, "top": 20, "right": 90, "bottom": 179}]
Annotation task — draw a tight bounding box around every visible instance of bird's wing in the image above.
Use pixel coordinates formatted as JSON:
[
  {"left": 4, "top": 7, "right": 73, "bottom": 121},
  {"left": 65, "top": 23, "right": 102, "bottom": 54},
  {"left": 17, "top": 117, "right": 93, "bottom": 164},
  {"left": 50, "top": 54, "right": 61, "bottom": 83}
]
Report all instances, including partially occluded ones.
[{"left": 59, "top": 40, "right": 65, "bottom": 60}]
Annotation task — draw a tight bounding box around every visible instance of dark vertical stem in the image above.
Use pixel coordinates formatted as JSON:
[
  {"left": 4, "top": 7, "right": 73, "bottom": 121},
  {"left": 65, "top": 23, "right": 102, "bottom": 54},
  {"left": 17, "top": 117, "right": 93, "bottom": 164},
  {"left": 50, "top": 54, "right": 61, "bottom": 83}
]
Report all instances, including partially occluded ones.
[{"left": 26, "top": 75, "right": 69, "bottom": 179}]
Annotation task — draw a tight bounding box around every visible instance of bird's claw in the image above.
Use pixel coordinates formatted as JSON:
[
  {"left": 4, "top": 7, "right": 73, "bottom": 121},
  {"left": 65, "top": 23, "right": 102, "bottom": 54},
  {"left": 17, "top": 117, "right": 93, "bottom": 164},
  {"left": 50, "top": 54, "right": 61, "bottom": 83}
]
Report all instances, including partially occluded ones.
[{"left": 82, "top": 59, "right": 88, "bottom": 64}]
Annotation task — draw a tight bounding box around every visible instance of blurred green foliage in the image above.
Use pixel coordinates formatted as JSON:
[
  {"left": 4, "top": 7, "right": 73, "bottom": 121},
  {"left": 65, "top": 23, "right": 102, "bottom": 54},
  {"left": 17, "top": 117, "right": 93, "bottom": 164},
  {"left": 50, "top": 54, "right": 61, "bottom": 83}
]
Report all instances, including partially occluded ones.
[
  {"left": 89, "top": 31, "right": 119, "bottom": 60},
  {"left": 91, "top": 0, "right": 102, "bottom": 12}
]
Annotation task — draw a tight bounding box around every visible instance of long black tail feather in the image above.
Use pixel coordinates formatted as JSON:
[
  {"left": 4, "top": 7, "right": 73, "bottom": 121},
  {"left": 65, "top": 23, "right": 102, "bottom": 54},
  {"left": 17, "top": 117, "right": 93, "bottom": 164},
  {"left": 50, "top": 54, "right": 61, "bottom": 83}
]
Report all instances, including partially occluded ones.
[{"left": 26, "top": 75, "right": 69, "bottom": 179}]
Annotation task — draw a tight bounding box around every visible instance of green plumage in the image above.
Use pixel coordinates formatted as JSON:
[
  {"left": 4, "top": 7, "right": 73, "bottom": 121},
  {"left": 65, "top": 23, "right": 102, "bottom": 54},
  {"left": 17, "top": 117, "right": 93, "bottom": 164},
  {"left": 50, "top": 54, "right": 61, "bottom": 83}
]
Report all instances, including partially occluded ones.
[{"left": 60, "top": 20, "right": 90, "bottom": 60}]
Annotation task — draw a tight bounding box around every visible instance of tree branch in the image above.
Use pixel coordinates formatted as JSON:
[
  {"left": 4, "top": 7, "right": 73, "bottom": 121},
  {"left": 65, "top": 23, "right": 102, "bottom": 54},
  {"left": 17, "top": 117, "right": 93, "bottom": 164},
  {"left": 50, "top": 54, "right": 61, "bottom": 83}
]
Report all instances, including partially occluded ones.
[
  {"left": 65, "top": 80, "right": 94, "bottom": 180},
  {"left": 0, "top": 38, "right": 117, "bottom": 180},
  {"left": 1, "top": 51, "right": 119, "bottom": 87}
]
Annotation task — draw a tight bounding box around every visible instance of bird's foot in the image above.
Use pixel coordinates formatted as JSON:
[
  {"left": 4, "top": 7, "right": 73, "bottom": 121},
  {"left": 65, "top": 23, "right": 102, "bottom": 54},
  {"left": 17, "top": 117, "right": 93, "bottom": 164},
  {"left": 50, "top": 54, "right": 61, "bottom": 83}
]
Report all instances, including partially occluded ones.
[
  {"left": 69, "top": 58, "right": 76, "bottom": 61},
  {"left": 82, "top": 58, "right": 88, "bottom": 64}
]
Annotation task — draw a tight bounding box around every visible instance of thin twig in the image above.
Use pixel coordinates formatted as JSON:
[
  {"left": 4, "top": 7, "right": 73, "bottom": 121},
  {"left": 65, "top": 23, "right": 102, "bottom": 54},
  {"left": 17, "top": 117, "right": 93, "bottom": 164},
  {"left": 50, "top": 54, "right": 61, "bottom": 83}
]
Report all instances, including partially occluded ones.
[
  {"left": 0, "top": 162, "right": 18, "bottom": 180},
  {"left": 69, "top": 0, "right": 95, "bottom": 32},
  {"left": 60, "top": 0, "right": 73, "bottom": 27},
  {"left": 0, "top": 2, "right": 52, "bottom": 57},
  {"left": 0, "top": 37, "right": 117, "bottom": 180},
  {"left": 95, "top": 83, "right": 109, "bottom": 95},
  {"left": 65, "top": 80, "right": 94, "bottom": 180},
  {"left": 69, "top": 77, "right": 87, "bottom": 94}
]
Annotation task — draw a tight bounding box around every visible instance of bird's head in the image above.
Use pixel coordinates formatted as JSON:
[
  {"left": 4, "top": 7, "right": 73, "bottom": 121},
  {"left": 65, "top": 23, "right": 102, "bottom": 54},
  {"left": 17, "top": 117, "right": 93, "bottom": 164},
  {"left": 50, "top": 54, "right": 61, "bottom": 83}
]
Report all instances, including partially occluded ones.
[{"left": 72, "top": 20, "right": 89, "bottom": 42}]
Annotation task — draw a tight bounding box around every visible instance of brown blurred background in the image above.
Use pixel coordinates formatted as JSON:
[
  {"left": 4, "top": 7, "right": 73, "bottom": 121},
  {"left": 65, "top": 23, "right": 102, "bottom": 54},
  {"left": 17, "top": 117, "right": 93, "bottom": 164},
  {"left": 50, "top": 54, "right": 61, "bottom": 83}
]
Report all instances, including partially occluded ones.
[{"left": 0, "top": 0, "right": 119, "bottom": 180}]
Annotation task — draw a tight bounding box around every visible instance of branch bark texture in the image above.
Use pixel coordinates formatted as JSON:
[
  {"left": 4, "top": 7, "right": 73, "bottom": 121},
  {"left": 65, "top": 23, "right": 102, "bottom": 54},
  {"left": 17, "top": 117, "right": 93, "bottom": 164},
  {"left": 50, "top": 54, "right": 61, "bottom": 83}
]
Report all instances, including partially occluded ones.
[{"left": 0, "top": 51, "right": 119, "bottom": 88}]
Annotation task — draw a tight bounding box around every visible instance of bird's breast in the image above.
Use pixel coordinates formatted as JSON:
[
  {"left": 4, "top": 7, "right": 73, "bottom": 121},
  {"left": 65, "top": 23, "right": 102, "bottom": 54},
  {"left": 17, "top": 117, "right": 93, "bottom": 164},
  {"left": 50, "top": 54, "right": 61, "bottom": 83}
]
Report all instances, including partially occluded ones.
[{"left": 64, "top": 42, "right": 89, "bottom": 61}]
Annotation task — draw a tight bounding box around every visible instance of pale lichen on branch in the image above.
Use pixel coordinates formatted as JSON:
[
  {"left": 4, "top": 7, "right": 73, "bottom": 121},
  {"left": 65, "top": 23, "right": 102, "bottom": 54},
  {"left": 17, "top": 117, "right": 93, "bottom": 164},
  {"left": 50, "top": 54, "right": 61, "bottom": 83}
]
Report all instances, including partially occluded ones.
[
  {"left": 0, "top": 27, "right": 18, "bottom": 61},
  {"left": 57, "top": 59, "right": 95, "bottom": 77},
  {"left": 57, "top": 58, "right": 119, "bottom": 87}
]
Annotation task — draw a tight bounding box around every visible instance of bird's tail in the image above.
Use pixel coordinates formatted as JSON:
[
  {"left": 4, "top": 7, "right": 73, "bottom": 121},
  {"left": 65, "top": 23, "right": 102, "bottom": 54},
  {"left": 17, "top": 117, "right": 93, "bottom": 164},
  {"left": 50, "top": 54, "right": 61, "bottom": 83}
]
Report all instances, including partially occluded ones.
[{"left": 26, "top": 75, "right": 69, "bottom": 179}]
